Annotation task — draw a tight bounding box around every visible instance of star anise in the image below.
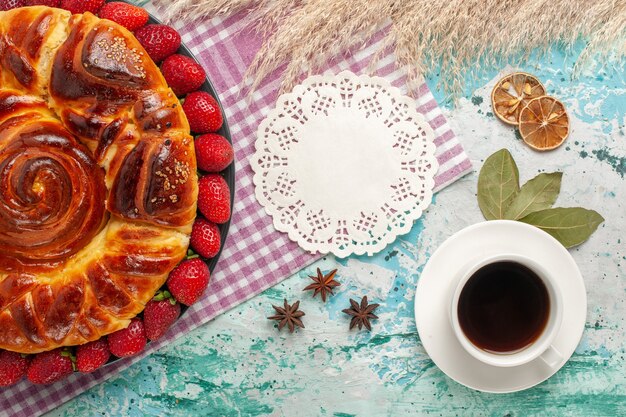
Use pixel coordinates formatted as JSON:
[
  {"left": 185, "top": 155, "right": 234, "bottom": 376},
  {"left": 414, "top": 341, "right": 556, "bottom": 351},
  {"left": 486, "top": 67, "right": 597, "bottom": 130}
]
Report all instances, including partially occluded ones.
[
  {"left": 342, "top": 296, "right": 379, "bottom": 331},
  {"left": 303, "top": 268, "right": 340, "bottom": 302},
  {"left": 268, "top": 299, "right": 305, "bottom": 333}
]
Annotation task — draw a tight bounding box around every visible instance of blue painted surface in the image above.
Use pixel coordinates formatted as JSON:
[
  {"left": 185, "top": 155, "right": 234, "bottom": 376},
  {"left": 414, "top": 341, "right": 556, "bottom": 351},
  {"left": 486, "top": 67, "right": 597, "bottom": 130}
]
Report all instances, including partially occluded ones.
[{"left": 44, "top": 8, "right": 625, "bottom": 417}]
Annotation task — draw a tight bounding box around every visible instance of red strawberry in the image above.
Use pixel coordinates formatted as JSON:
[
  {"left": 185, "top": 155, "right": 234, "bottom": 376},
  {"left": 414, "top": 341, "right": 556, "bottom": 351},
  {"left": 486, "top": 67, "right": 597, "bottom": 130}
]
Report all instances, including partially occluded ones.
[
  {"left": 60, "top": 0, "right": 104, "bottom": 14},
  {"left": 134, "top": 24, "right": 181, "bottom": 63},
  {"left": 197, "top": 174, "right": 231, "bottom": 224},
  {"left": 25, "top": 0, "right": 59, "bottom": 6},
  {"left": 144, "top": 291, "right": 181, "bottom": 341},
  {"left": 76, "top": 339, "right": 110, "bottom": 373},
  {"left": 167, "top": 258, "right": 210, "bottom": 306},
  {"left": 98, "top": 2, "right": 148, "bottom": 32},
  {"left": 182, "top": 91, "right": 223, "bottom": 134},
  {"left": 190, "top": 217, "right": 221, "bottom": 258},
  {"left": 195, "top": 134, "right": 234, "bottom": 173},
  {"left": 0, "top": 0, "right": 25, "bottom": 10},
  {"left": 107, "top": 318, "right": 147, "bottom": 358},
  {"left": 161, "top": 54, "right": 206, "bottom": 97},
  {"left": 0, "top": 350, "right": 29, "bottom": 387},
  {"left": 27, "top": 348, "right": 74, "bottom": 385}
]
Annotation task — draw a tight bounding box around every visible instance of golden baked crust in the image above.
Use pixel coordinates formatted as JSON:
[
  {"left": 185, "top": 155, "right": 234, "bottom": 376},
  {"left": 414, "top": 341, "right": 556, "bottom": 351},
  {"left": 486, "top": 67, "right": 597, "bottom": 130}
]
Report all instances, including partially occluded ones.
[{"left": 0, "top": 6, "right": 198, "bottom": 353}]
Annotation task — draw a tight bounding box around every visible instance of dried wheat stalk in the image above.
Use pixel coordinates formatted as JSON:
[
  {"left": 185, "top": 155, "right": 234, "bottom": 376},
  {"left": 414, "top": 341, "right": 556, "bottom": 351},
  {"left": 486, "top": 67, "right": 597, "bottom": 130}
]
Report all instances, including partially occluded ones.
[{"left": 155, "top": 0, "right": 626, "bottom": 98}]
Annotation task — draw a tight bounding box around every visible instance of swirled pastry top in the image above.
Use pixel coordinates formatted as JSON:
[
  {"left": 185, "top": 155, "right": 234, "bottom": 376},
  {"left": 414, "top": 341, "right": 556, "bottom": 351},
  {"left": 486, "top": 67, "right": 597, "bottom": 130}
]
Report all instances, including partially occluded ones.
[{"left": 0, "top": 6, "right": 198, "bottom": 353}]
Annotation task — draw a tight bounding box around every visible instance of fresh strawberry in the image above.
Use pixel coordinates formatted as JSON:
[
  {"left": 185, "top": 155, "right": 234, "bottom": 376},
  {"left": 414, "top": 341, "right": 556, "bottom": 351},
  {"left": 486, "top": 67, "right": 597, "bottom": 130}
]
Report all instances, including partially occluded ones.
[
  {"left": 98, "top": 2, "right": 148, "bottom": 32},
  {"left": 25, "top": 0, "right": 60, "bottom": 6},
  {"left": 0, "top": 0, "right": 25, "bottom": 10},
  {"left": 60, "top": 0, "right": 104, "bottom": 14},
  {"left": 167, "top": 258, "right": 210, "bottom": 306},
  {"left": 107, "top": 318, "right": 147, "bottom": 358},
  {"left": 190, "top": 217, "right": 221, "bottom": 258},
  {"left": 134, "top": 24, "right": 181, "bottom": 63},
  {"left": 182, "top": 91, "right": 223, "bottom": 134},
  {"left": 0, "top": 350, "right": 29, "bottom": 387},
  {"left": 161, "top": 54, "right": 206, "bottom": 96},
  {"left": 27, "top": 348, "right": 74, "bottom": 385},
  {"left": 195, "top": 133, "right": 234, "bottom": 172},
  {"left": 76, "top": 339, "right": 110, "bottom": 373},
  {"left": 197, "top": 174, "right": 231, "bottom": 224},
  {"left": 143, "top": 291, "right": 181, "bottom": 341}
]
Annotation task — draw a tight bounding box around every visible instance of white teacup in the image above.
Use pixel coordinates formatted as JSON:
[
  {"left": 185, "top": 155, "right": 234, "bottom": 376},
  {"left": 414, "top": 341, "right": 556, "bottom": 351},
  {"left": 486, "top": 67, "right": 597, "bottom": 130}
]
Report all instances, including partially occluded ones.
[{"left": 450, "top": 253, "right": 563, "bottom": 368}]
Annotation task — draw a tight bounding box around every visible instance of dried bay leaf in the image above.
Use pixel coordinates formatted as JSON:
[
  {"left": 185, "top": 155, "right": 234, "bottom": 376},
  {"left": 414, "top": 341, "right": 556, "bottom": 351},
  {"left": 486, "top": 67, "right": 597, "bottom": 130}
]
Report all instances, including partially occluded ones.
[
  {"left": 519, "top": 207, "right": 604, "bottom": 248},
  {"left": 504, "top": 172, "right": 562, "bottom": 220},
  {"left": 477, "top": 149, "right": 520, "bottom": 220},
  {"left": 478, "top": 149, "right": 603, "bottom": 248}
]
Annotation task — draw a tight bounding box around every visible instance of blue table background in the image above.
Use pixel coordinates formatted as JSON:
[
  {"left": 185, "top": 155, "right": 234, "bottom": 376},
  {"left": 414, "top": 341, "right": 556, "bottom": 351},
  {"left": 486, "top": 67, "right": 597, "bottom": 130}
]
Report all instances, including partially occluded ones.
[{"left": 44, "top": 18, "right": 626, "bottom": 417}]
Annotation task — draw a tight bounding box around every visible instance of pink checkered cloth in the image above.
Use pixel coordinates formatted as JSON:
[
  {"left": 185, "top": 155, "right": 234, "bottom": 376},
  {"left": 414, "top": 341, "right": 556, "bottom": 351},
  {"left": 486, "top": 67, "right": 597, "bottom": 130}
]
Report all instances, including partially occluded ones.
[{"left": 0, "top": 7, "right": 472, "bottom": 417}]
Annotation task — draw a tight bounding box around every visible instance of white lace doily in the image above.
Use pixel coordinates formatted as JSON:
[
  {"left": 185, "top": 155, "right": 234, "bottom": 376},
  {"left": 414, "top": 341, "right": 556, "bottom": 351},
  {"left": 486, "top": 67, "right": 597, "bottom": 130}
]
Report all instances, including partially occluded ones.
[{"left": 251, "top": 71, "right": 439, "bottom": 257}]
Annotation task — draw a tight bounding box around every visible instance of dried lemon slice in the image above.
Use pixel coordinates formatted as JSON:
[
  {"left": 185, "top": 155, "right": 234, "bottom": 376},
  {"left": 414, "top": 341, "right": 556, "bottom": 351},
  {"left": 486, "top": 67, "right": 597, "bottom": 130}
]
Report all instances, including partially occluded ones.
[
  {"left": 491, "top": 72, "right": 546, "bottom": 125},
  {"left": 518, "top": 96, "right": 569, "bottom": 151}
]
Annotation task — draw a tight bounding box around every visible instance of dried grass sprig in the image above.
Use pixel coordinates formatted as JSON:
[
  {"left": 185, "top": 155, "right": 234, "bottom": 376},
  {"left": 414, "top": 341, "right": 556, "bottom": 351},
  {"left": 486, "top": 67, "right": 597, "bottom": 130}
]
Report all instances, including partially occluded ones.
[{"left": 155, "top": 0, "right": 626, "bottom": 99}]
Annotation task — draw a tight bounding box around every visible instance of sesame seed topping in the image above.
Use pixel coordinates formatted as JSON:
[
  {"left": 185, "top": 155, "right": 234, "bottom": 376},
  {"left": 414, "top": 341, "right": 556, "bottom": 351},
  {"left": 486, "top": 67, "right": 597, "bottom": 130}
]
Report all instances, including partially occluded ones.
[
  {"left": 172, "top": 160, "right": 191, "bottom": 185},
  {"left": 94, "top": 36, "right": 146, "bottom": 77}
]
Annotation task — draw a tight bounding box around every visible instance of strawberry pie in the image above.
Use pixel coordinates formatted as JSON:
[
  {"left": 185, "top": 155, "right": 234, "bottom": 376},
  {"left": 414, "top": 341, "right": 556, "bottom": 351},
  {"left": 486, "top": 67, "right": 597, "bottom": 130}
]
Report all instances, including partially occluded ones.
[{"left": 0, "top": 6, "right": 198, "bottom": 354}]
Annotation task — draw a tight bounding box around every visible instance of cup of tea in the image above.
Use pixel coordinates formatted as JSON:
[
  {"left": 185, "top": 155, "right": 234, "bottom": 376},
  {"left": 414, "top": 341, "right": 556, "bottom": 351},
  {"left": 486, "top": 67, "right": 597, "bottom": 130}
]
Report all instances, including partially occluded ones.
[{"left": 450, "top": 253, "right": 563, "bottom": 368}]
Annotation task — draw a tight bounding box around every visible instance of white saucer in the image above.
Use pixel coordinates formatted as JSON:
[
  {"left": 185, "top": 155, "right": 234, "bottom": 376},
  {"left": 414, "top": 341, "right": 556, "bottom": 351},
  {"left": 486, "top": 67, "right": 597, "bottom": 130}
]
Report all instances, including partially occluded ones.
[{"left": 414, "top": 220, "right": 587, "bottom": 393}]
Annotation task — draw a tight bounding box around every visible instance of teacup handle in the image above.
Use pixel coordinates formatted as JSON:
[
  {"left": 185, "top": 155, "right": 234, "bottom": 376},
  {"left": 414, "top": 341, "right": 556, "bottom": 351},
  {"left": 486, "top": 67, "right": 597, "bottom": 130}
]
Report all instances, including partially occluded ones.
[{"left": 540, "top": 345, "right": 562, "bottom": 367}]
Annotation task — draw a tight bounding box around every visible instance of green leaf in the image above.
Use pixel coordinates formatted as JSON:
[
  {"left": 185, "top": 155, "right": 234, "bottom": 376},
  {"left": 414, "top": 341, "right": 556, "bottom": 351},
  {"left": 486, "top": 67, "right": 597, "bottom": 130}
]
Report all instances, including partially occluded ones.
[
  {"left": 477, "top": 149, "right": 520, "bottom": 220},
  {"left": 504, "top": 172, "right": 562, "bottom": 220},
  {"left": 519, "top": 207, "right": 604, "bottom": 248}
]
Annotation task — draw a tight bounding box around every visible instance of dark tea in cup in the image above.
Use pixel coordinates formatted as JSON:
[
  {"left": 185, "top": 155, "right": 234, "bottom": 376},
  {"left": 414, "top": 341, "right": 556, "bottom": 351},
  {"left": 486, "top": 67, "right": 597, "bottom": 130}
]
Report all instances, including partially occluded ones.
[{"left": 457, "top": 261, "right": 550, "bottom": 353}]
